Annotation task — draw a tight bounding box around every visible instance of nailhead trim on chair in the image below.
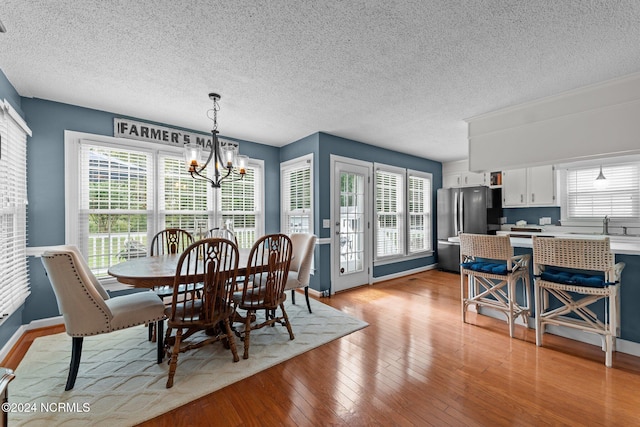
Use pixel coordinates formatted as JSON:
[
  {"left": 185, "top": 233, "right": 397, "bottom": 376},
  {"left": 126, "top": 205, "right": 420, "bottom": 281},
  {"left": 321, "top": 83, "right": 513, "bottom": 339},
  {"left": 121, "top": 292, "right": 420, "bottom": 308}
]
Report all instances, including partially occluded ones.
[
  {"left": 50, "top": 253, "right": 111, "bottom": 336},
  {"left": 46, "top": 253, "right": 168, "bottom": 337}
]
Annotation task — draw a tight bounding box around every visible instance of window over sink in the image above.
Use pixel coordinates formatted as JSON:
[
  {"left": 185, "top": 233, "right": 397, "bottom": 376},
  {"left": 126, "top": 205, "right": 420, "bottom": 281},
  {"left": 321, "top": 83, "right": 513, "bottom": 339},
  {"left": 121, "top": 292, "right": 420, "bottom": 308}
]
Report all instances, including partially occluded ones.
[{"left": 560, "top": 159, "right": 640, "bottom": 230}]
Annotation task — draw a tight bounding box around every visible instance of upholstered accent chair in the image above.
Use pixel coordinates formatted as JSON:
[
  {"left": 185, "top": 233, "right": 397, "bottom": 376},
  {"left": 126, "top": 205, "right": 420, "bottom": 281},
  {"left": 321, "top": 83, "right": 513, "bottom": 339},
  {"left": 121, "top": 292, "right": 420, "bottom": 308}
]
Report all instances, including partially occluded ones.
[
  {"left": 532, "top": 236, "right": 625, "bottom": 367},
  {"left": 41, "top": 246, "right": 166, "bottom": 390},
  {"left": 285, "top": 233, "right": 317, "bottom": 313},
  {"left": 459, "top": 233, "right": 531, "bottom": 338}
]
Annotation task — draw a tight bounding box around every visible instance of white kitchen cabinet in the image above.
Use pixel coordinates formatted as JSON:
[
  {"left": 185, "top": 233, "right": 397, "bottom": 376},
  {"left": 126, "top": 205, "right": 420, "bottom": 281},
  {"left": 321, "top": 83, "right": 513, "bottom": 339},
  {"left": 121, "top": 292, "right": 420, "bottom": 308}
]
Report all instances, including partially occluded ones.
[
  {"left": 442, "top": 171, "right": 486, "bottom": 188},
  {"left": 502, "top": 169, "right": 527, "bottom": 206},
  {"left": 502, "top": 165, "right": 556, "bottom": 207}
]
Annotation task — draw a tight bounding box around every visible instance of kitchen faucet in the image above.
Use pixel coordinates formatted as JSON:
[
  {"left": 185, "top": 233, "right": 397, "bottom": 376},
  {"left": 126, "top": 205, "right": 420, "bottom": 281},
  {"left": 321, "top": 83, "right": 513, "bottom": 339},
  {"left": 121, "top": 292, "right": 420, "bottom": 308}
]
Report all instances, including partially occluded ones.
[{"left": 603, "top": 215, "right": 610, "bottom": 235}]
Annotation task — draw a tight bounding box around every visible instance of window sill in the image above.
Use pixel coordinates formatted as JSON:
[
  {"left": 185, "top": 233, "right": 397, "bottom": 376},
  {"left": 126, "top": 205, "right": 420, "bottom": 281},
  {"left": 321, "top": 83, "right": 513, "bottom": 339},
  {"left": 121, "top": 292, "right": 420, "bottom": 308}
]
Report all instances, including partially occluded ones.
[{"left": 374, "top": 250, "right": 434, "bottom": 266}]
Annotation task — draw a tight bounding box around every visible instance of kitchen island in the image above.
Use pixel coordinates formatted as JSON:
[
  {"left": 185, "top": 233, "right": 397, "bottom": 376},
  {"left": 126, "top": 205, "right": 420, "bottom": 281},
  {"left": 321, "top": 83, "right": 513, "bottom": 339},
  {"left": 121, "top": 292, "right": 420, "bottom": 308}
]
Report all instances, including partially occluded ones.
[{"left": 452, "top": 230, "right": 640, "bottom": 355}]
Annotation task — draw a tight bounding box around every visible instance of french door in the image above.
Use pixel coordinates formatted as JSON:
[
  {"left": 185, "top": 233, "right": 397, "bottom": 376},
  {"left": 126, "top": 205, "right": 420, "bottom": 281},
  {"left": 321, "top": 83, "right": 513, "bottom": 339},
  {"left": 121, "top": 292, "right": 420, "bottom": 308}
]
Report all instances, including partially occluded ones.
[{"left": 331, "top": 157, "right": 371, "bottom": 293}]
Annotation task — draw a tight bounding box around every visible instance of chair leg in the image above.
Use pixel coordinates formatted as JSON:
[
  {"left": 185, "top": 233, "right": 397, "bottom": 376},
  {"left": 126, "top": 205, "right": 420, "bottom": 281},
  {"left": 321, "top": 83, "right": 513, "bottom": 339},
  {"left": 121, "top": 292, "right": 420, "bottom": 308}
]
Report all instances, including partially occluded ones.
[
  {"left": 243, "top": 310, "right": 253, "bottom": 359},
  {"left": 280, "top": 303, "right": 295, "bottom": 340},
  {"left": 223, "top": 318, "right": 240, "bottom": 363},
  {"left": 148, "top": 323, "right": 153, "bottom": 341},
  {"left": 166, "top": 328, "right": 182, "bottom": 388},
  {"left": 291, "top": 289, "right": 296, "bottom": 305},
  {"left": 304, "top": 287, "right": 312, "bottom": 313},
  {"left": 66, "top": 337, "right": 83, "bottom": 391},
  {"left": 534, "top": 284, "right": 544, "bottom": 346},
  {"left": 507, "top": 279, "right": 515, "bottom": 338},
  {"left": 156, "top": 320, "right": 164, "bottom": 364}
]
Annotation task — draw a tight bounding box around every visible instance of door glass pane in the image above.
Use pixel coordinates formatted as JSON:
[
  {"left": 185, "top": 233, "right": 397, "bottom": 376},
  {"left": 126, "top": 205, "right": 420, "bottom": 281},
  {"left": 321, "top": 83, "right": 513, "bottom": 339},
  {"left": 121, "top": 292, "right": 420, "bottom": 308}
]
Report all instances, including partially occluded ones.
[{"left": 340, "top": 171, "right": 365, "bottom": 275}]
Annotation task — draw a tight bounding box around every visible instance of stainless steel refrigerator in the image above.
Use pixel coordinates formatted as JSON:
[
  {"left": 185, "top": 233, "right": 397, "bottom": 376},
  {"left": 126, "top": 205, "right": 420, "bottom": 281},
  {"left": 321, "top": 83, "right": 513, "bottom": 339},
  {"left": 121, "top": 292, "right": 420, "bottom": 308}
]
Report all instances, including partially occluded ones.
[{"left": 437, "top": 186, "right": 502, "bottom": 272}]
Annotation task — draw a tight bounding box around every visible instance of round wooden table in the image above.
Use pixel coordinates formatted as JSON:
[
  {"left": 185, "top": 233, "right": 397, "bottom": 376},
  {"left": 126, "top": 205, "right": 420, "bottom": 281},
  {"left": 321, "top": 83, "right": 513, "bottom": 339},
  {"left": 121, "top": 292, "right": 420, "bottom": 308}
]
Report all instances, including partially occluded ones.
[{"left": 108, "top": 249, "right": 252, "bottom": 288}]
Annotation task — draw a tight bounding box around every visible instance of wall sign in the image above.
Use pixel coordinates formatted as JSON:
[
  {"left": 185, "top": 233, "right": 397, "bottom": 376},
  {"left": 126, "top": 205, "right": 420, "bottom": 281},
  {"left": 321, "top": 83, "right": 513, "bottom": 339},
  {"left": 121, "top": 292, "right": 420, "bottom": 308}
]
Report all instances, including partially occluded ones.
[{"left": 113, "top": 118, "right": 238, "bottom": 151}]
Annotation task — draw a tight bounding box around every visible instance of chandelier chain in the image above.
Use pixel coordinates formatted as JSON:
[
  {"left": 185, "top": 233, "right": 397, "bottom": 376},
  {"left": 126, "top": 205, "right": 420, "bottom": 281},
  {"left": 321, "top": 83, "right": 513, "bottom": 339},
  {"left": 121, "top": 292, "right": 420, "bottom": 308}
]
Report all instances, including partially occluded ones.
[{"left": 207, "top": 95, "right": 220, "bottom": 132}]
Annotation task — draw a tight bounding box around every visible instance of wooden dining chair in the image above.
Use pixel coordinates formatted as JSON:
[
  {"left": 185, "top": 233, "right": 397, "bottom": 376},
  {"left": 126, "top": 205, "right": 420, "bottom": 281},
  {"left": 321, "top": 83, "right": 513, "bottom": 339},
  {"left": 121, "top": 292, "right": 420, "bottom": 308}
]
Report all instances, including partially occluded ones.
[
  {"left": 150, "top": 228, "right": 194, "bottom": 256},
  {"left": 233, "top": 233, "right": 294, "bottom": 359},
  {"left": 164, "top": 238, "right": 240, "bottom": 388},
  {"left": 207, "top": 227, "right": 238, "bottom": 245},
  {"left": 148, "top": 228, "right": 196, "bottom": 340}
]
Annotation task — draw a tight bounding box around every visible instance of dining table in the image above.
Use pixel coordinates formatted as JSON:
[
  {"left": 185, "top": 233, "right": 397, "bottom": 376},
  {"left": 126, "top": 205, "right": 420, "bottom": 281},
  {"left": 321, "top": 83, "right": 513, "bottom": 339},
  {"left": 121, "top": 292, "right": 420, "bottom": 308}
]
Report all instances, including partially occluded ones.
[
  {"left": 108, "top": 248, "right": 257, "bottom": 330},
  {"left": 107, "top": 248, "right": 252, "bottom": 289}
]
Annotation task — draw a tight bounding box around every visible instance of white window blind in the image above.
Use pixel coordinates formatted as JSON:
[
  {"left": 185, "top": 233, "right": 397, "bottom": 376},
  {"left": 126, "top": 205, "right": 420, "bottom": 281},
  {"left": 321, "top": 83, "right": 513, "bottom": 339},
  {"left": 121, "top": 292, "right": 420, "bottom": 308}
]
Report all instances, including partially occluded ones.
[
  {"left": 0, "top": 101, "right": 31, "bottom": 322},
  {"left": 408, "top": 171, "right": 432, "bottom": 253},
  {"left": 219, "top": 163, "right": 262, "bottom": 248},
  {"left": 281, "top": 155, "right": 313, "bottom": 234},
  {"left": 566, "top": 164, "right": 639, "bottom": 219},
  {"left": 79, "top": 143, "right": 155, "bottom": 277},
  {"left": 159, "top": 154, "right": 211, "bottom": 239},
  {"left": 375, "top": 167, "right": 404, "bottom": 258}
]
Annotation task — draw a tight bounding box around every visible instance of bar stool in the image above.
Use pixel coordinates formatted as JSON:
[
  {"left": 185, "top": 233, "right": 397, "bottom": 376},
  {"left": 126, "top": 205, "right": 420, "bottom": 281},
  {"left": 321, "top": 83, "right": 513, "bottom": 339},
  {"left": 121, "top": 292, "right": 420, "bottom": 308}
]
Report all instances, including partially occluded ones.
[
  {"left": 459, "top": 233, "right": 531, "bottom": 337},
  {"left": 532, "top": 236, "right": 625, "bottom": 367}
]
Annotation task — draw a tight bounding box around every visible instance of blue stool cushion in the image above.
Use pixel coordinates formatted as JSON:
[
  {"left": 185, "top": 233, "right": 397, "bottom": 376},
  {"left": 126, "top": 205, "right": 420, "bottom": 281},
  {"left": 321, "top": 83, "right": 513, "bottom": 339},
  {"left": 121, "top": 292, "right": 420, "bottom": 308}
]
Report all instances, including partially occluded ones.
[
  {"left": 540, "top": 268, "right": 610, "bottom": 288},
  {"left": 461, "top": 261, "right": 509, "bottom": 275}
]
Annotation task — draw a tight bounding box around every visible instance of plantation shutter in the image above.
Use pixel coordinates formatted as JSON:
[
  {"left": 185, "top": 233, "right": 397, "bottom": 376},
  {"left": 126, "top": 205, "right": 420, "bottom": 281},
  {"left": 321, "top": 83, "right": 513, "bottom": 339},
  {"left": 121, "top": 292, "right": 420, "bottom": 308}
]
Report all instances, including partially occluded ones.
[
  {"left": 219, "top": 164, "right": 261, "bottom": 248},
  {"left": 408, "top": 172, "right": 432, "bottom": 253},
  {"left": 0, "top": 101, "right": 31, "bottom": 322},
  {"left": 159, "top": 154, "right": 210, "bottom": 238},
  {"left": 78, "top": 142, "right": 154, "bottom": 277},
  {"left": 375, "top": 167, "right": 404, "bottom": 258},
  {"left": 281, "top": 157, "right": 312, "bottom": 234}
]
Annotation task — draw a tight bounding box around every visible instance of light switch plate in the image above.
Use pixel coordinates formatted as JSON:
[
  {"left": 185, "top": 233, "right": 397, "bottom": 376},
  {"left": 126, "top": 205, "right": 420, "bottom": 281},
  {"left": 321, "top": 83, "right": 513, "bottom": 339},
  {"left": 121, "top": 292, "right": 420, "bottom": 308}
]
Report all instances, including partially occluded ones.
[{"left": 323, "top": 219, "right": 331, "bottom": 228}]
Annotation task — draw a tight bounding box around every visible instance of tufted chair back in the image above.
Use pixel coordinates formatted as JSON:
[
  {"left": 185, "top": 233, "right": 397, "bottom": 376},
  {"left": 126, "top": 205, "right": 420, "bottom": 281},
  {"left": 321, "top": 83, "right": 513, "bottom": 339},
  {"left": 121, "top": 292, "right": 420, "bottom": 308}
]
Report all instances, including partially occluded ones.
[{"left": 41, "top": 248, "right": 112, "bottom": 336}]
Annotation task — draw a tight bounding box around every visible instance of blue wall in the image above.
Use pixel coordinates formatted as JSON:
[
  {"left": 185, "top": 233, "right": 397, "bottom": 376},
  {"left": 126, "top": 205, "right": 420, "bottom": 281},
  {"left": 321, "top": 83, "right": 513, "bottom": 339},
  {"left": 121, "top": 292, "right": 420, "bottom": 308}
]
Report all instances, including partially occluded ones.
[
  {"left": 0, "top": 69, "right": 22, "bottom": 117},
  {"left": 20, "top": 98, "right": 280, "bottom": 325},
  {"left": 503, "top": 206, "right": 561, "bottom": 226},
  {"left": 280, "top": 132, "right": 443, "bottom": 293}
]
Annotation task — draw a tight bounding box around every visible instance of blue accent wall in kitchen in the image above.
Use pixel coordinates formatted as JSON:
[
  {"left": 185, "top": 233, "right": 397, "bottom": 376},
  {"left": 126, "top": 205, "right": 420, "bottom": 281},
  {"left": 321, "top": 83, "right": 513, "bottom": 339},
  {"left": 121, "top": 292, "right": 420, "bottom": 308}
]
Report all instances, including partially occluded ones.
[{"left": 503, "top": 207, "right": 561, "bottom": 226}]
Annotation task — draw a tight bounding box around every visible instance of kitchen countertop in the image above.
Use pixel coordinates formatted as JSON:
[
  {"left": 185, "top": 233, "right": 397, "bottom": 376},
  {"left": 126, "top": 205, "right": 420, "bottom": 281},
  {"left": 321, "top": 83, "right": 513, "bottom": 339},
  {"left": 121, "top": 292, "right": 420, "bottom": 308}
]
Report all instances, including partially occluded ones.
[{"left": 448, "top": 231, "right": 640, "bottom": 255}]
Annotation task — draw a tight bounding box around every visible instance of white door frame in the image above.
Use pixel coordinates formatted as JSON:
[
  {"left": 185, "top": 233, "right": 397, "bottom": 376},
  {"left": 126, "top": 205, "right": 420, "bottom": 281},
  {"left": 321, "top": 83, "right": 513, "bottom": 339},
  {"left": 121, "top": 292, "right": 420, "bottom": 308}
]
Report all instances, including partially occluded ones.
[{"left": 330, "top": 154, "right": 373, "bottom": 294}]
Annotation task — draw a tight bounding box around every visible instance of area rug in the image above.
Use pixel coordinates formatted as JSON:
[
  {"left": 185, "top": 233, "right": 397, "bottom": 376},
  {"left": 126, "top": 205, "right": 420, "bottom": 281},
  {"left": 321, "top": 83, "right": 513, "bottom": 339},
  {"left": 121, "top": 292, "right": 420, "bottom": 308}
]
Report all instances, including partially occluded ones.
[{"left": 8, "top": 298, "right": 367, "bottom": 426}]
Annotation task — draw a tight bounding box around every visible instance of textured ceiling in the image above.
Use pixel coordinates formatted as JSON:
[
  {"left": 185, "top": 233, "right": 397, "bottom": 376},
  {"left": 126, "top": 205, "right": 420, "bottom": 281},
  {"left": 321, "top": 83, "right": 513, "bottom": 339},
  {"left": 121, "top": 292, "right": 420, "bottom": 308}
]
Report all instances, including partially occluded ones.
[{"left": 2, "top": 1, "right": 640, "bottom": 162}]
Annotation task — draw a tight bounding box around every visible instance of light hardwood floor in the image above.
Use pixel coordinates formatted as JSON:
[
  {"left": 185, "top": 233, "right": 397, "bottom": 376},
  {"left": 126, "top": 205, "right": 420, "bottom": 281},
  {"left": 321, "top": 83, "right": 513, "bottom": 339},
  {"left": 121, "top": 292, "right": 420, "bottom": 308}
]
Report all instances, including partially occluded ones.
[{"left": 5, "top": 270, "right": 640, "bottom": 426}]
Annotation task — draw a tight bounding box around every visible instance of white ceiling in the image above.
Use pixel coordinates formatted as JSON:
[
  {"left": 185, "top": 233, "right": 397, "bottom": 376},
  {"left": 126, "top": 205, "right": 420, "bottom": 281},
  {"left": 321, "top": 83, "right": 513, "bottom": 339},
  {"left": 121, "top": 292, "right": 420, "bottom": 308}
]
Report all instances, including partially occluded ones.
[{"left": 2, "top": 1, "right": 640, "bottom": 163}]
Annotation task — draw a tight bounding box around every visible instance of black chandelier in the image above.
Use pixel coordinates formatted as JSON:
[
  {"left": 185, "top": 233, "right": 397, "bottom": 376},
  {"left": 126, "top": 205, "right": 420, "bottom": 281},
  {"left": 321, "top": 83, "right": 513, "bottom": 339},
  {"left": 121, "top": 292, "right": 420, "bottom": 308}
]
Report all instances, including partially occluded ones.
[{"left": 184, "top": 93, "right": 247, "bottom": 188}]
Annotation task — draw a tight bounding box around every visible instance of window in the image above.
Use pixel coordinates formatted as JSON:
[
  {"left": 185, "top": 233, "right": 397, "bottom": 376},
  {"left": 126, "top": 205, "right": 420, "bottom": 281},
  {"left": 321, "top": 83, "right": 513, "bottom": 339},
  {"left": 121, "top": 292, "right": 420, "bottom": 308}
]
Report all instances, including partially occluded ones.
[
  {"left": 219, "top": 163, "right": 263, "bottom": 248},
  {"left": 564, "top": 163, "right": 640, "bottom": 220},
  {"left": 159, "top": 154, "right": 211, "bottom": 239},
  {"left": 375, "top": 165, "right": 405, "bottom": 258},
  {"left": 374, "top": 164, "right": 432, "bottom": 260},
  {"left": 0, "top": 100, "right": 31, "bottom": 322},
  {"left": 408, "top": 171, "right": 432, "bottom": 253},
  {"left": 281, "top": 154, "right": 313, "bottom": 234},
  {"left": 66, "top": 132, "right": 264, "bottom": 282}
]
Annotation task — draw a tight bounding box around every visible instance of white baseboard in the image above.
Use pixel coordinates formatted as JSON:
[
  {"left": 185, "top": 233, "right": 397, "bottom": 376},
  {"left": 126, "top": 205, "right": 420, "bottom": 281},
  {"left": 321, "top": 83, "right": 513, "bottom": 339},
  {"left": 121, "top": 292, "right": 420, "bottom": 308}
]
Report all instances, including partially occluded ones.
[
  {"left": 372, "top": 263, "right": 437, "bottom": 283},
  {"left": 0, "top": 316, "right": 64, "bottom": 363}
]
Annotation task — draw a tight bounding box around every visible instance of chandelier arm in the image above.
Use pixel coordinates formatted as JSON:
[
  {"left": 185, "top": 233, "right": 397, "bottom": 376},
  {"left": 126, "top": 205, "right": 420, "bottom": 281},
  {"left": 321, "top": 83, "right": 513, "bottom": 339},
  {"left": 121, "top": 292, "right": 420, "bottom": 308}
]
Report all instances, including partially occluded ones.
[
  {"left": 190, "top": 169, "right": 219, "bottom": 188},
  {"left": 194, "top": 140, "right": 216, "bottom": 176}
]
